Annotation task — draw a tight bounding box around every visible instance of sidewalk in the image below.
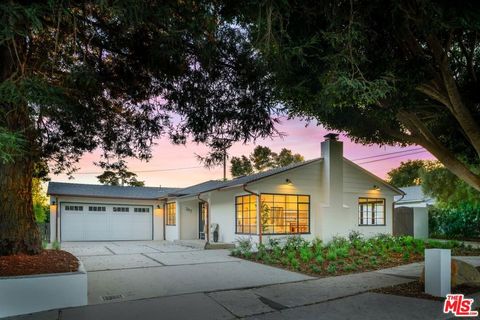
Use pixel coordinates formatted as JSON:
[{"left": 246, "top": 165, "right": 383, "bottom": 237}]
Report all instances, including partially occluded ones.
[{"left": 6, "top": 258, "right": 480, "bottom": 320}]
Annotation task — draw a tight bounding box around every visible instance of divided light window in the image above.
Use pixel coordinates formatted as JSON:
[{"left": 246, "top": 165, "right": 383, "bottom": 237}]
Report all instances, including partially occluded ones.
[
  {"left": 88, "top": 206, "right": 106, "bottom": 212},
  {"left": 358, "top": 198, "right": 385, "bottom": 226},
  {"left": 166, "top": 203, "right": 176, "bottom": 225},
  {"left": 261, "top": 194, "right": 310, "bottom": 234},
  {"left": 235, "top": 195, "right": 257, "bottom": 234},
  {"left": 134, "top": 207, "right": 149, "bottom": 213},
  {"left": 113, "top": 207, "right": 129, "bottom": 212},
  {"left": 65, "top": 205, "right": 83, "bottom": 211}
]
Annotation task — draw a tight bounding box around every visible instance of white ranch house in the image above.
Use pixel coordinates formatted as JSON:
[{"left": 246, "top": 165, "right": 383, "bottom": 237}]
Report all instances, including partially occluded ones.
[{"left": 48, "top": 134, "right": 404, "bottom": 244}]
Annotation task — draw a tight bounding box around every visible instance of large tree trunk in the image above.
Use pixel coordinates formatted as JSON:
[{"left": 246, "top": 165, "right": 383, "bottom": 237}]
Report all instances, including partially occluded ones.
[
  {"left": 0, "top": 156, "right": 42, "bottom": 255},
  {"left": 0, "top": 41, "right": 42, "bottom": 255}
]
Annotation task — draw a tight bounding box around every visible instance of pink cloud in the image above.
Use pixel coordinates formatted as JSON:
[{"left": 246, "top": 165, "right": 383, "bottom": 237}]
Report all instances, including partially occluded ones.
[{"left": 52, "top": 118, "right": 435, "bottom": 187}]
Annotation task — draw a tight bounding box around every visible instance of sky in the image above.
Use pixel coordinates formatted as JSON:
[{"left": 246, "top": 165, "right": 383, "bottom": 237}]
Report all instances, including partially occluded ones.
[{"left": 52, "top": 118, "right": 435, "bottom": 188}]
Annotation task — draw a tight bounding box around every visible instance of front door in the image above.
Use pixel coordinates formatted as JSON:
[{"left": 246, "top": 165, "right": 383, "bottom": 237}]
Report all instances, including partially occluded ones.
[{"left": 199, "top": 202, "right": 208, "bottom": 239}]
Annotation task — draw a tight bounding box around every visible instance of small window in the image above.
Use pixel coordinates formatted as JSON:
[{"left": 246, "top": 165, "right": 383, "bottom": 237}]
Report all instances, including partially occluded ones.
[
  {"left": 134, "top": 207, "right": 150, "bottom": 213},
  {"left": 166, "top": 203, "right": 176, "bottom": 225},
  {"left": 113, "top": 207, "right": 130, "bottom": 212},
  {"left": 358, "top": 198, "right": 385, "bottom": 225},
  {"left": 235, "top": 195, "right": 257, "bottom": 234},
  {"left": 88, "top": 206, "right": 106, "bottom": 212},
  {"left": 65, "top": 205, "right": 83, "bottom": 211}
]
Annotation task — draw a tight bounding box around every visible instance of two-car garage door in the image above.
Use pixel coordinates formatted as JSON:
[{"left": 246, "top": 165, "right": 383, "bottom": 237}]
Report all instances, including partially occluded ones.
[{"left": 61, "top": 203, "right": 153, "bottom": 241}]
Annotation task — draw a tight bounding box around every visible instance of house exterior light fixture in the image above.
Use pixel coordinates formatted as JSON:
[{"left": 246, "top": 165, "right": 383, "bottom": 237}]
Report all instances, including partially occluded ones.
[{"left": 285, "top": 179, "right": 293, "bottom": 185}]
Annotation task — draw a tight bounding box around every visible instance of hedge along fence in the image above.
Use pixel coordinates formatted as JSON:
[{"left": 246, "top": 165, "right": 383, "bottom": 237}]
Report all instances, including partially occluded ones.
[{"left": 429, "top": 203, "right": 480, "bottom": 240}]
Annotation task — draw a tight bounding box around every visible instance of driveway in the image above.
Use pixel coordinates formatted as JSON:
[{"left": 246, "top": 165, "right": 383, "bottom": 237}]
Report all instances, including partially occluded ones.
[{"left": 62, "top": 241, "right": 313, "bottom": 305}]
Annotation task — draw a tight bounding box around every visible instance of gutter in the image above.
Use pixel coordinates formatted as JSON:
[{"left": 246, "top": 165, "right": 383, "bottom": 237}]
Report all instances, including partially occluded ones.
[{"left": 242, "top": 184, "right": 262, "bottom": 245}]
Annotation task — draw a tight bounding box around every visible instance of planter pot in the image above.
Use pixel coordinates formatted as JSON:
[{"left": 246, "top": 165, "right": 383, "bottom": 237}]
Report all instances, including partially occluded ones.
[{"left": 0, "top": 261, "right": 88, "bottom": 318}]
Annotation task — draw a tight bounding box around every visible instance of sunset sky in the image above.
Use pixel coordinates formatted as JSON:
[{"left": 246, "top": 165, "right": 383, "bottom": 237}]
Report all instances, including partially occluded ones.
[{"left": 52, "top": 117, "right": 435, "bottom": 188}]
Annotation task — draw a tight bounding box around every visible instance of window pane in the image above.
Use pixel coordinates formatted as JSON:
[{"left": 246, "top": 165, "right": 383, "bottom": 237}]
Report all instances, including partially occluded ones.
[
  {"left": 259, "top": 194, "right": 310, "bottom": 234},
  {"left": 358, "top": 198, "right": 385, "bottom": 225}
]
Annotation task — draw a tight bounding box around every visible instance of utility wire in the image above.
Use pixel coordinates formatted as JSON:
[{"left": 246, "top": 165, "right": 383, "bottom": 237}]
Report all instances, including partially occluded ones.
[
  {"left": 75, "top": 165, "right": 202, "bottom": 175},
  {"left": 356, "top": 150, "right": 427, "bottom": 165},
  {"left": 351, "top": 147, "right": 424, "bottom": 161}
]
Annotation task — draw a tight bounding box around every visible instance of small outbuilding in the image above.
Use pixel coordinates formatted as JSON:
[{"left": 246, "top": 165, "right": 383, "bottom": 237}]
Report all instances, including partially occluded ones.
[{"left": 393, "top": 186, "right": 435, "bottom": 239}]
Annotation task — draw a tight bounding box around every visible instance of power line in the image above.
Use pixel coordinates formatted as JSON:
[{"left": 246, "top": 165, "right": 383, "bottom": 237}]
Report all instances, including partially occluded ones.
[
  {"left": 75, "top": 165, "right": 203, "bottom": 175},
  {"left": 356, "top": 150, "right": 428, "bottom": 165},
  {"left": 351, "top": 147, "right": 424, "bottom": 161}
]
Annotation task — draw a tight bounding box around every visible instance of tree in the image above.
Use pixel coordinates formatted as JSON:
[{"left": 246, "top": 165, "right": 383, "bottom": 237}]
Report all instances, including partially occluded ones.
[
  {"left": 230, "top": 155, "right": 254, "bottom": 177},
  {"left": 275, "top": 148, "right": 304, "bottom": 168},
  {"left": 96, "top": 160, "right": 145, "bottom": 187},
  {"left": 0, "top": 1, "right": 277, "bottom": 254},
  {"left": 386, "top": 160, "right": 430, "bottom": 187},
  {"left": 421, "top": 163, "right": 480, "bottom": 209},
  {"left": 250, "top": 146, "right": 277, "bottom": 171},
  {"left": 230, "top": 146, "right": 304, "bottom": 177},
  {"left": 227, "top": 1, "right": 480, "bottom": 191}
]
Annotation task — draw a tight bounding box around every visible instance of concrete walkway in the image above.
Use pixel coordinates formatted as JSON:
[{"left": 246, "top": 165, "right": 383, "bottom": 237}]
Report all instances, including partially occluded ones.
[{"left": 6, "top": 255, "right": 480, "bottom": 320}]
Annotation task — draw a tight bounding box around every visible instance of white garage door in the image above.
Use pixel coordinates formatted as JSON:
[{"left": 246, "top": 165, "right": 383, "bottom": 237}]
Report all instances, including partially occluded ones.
[{"left": 61, "top": 203, "right": 153, "bottom": 241}]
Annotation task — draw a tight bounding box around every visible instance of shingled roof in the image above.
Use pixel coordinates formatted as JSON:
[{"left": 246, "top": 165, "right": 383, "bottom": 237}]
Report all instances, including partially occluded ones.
[
  {"left": 167, "top": 158, "right": 322, "bottom": 198},
  {"left": 47, "top": 182, "right": 178, "bottom": 200}
]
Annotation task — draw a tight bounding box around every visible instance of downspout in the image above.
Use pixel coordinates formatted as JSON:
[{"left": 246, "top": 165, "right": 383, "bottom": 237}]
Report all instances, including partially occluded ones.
[
  {"left": 198, "top": 193, "right": 209, "bottom": 245},
  {"left": 55, "top": 196, "right": 59, "bottom": 242},
  {"left": 243, "top": 184, "right": 262, "bottom": 245},
  {"left": 162, "top": 200, "right": 166, "bottom": 241}
]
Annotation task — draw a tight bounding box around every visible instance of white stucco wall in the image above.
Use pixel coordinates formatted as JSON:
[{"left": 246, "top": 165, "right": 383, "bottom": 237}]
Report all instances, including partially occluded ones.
[
  {"left": 49, "top": 196, "right": 162, "bottom": 242},
  {"left": 208, "top": 159, "right": 399, "bottom": 245}
]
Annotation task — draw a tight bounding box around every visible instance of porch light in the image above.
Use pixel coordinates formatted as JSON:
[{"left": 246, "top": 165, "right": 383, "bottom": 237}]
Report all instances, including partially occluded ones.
[
  {"left": 285, "top": 179, "right": 293, "bottom": 185},
  {"left": 372, "top": 185, "right": 380, "bottom": 191},
  {"left": 156, "top": 204, "right": 161, "bottom": 209},
  {"left": 52, "top": 200, "right": 56, "bottom": 205}
]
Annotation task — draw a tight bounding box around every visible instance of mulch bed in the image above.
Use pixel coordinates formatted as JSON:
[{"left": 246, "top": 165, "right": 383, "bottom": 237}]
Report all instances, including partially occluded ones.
[
  {"left": 0, "top": 250, "right": 79, "bottom": 277},
  {"left": 371, "top": 266, "right": 480, "bottom": 301}
]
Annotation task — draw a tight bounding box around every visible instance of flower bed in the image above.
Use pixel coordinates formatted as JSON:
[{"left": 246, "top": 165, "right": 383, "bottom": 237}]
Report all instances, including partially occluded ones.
[
  {"left": 231, "top": 233, "right": 480, "bottom": 277},
  {"left": 0, "top": 249, "right": 87, "bottom": 318},
  {"left": 0, "top": 250, "right": 78, "bottom": 276}
]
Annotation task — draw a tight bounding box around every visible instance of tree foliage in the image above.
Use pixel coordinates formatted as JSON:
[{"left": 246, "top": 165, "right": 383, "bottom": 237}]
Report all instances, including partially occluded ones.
[
  {"left": 0, "top": 1, "right": 278, "bottom": 254},
  {"left": 32, "top": 178, "right": 48, "bottom": 223},
  {"left": 386, "top": 160, "right": 431, "bottom": 187},
  {"left": 230, "top": 146, "right": 304, "bottom": 177},
  {"left": 227, "top": 0, "right": 480, "bottom": 190},
  {"left": 96, "top": 160, "right": 145, "bottom": 187}
]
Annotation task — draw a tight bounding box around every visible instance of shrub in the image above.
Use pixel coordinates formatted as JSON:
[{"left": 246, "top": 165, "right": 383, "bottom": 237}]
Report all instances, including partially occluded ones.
[
  {"left": 330, "top": 236, "right": 349, "bottom": 248},
  {"left": 310, "top": 264, "right": 321, "bottom": 273},
  {"left": 343, "top": 263, "right": 357, "bottom": 272},
  {"left": 429, "top": 204, "right": 480, "bottom": 240},
  {"left": 369, "top": 256, "right": 378, "bottom": 266},
  {"left": 315, "top": 254, "right": 324, "bottom": 264},
  {"left": 402, "top": 251, "right": 410, "bottom": 262},
  {"left": 348, "top": 230, "right": 363, "bottom": 242},
  {"left": 234, "top": 238, "right": 253, "bottom": 258},
  {"left": 290, "top": 258, "right": 300, "bottom": 270},
  {"left": 52, "top": 240, "right": 61, "bottom": 251},
  {"left": 336, "top": 246, "right": 350, "bottom": 258},
  {"left": 326, "top": 248, "right": 338, "bottom": 261},
  {"left": 327, "top": 263, "right": 337, "bottom": 274},
  {"left": 285, "top": 236, "right": 307, "bottom": 251},
  {"left": 300, "top": 246, "right": 314, "bottom": 263},
  {"left": 256, "top": 243, "right": 267, "bottom": 261}
]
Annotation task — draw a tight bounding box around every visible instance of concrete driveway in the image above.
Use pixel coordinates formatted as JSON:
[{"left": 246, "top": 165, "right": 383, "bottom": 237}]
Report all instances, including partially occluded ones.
[{"left": 62, "top": 241, "right": 312, "bottom": 305}]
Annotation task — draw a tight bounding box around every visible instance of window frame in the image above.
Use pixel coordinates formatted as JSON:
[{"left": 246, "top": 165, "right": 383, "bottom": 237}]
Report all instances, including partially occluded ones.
[
  {"left": 358, "top": 197, "right": 386, "bottom": 226},
  {"left": 166, "top": 202, "right": 176, "bottom": 226},
  {"left": 234, "top": 193, "right": 311, "bottom": 235},
  {"left": 260, "top": 193, "right": 311, "bottom": 235},
  {"left": 235, "top": 194, "right": 258, "bottom": 235}
]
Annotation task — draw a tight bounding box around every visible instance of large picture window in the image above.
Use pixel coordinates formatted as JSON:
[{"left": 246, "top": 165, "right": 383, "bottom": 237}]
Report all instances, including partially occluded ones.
[
  {"left": 260, "top": 194, "right": 310, "bottom": 234},
  {"left": 166, "top": 202, "right": 176, "bottom": 226},
  {"left": 358, "top": 198, "right": 385, "bottom": 225},
  {"left": 235, "top": 195, "right": 257, "bottom": 234}
]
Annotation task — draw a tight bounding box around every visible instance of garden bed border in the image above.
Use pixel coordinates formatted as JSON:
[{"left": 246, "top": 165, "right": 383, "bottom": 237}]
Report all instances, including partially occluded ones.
[{"left": 0, "top": 261, "right": 87, "bottom": 318}]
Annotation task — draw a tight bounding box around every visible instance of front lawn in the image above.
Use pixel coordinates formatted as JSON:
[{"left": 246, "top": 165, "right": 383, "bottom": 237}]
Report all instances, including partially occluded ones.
[{"left": 231, "top": 233, "right": 480, "bottom": 277}]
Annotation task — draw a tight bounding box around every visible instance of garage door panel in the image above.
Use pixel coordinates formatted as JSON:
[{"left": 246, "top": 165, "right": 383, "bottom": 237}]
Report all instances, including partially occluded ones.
[{"left": 61, "top": 203, "right": 152, "bottom": 241}]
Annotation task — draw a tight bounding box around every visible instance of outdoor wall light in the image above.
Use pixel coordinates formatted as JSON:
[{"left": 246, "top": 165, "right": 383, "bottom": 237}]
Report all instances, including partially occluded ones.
[
  {"left": 51, "top": 200, "right": 56, "bottom": 205},
  {"left": 285, "top": 179, "right": 293, "bottom": 185},
  {"left": 372, "top": 185, "right": 380, "bottom": 191},
  {"left": 156, "top": 204, "right": 161, "bottom": 209}
]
